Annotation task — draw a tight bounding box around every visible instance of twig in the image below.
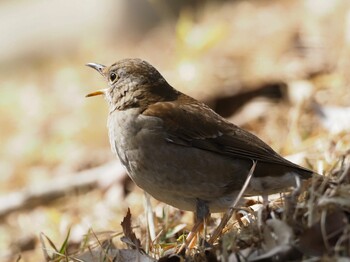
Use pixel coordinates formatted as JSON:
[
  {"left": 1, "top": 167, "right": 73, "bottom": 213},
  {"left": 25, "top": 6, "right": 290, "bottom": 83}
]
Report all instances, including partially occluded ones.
[
  {"left": 0, "top": 161, "right": 126, "bottom": 220},
  {"left": 208, "top": 160, "right": 257, "bottom": 244}
]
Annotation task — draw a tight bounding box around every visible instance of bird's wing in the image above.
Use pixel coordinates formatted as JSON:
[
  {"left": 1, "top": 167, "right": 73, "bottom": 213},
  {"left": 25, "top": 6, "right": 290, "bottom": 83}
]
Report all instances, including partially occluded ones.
[{"left": 142, "top": 95, "right": 312, "bottom": 175}]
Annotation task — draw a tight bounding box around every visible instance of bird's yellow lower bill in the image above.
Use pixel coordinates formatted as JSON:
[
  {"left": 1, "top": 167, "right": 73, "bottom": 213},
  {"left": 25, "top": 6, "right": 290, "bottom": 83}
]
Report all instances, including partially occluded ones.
[{"left": 85, "top": 90, "right": 105, "bottom": 97}]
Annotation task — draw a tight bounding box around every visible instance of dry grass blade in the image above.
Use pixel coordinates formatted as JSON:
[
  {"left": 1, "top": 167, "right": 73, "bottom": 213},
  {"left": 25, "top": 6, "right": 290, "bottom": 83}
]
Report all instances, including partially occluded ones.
[{"left": 209, "top": 160, "right": 257, "bottom": 244}]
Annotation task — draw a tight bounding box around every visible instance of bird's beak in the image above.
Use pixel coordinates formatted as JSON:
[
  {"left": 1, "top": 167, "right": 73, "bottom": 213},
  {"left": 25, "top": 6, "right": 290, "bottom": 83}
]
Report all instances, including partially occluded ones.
[
  {"left": 86, "top": 63, "right": 106, "bottom": 76},
  {"left": 86, "top": 62, "right": 107, "bottom": 97},
  {"left": 85, "top": 89, "right": 107, "bottom": 97}
]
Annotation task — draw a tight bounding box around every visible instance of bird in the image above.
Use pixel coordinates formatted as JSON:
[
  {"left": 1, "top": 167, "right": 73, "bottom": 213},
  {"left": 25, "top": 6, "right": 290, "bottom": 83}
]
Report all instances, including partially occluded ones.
[{"left": 85, "top": 58, "right": 313, "bottom": 239}]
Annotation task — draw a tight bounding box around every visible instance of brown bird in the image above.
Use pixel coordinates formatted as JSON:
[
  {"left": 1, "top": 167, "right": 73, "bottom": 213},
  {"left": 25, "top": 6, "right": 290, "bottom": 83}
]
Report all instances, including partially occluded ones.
[{"left": 86, "top": 58, "right": 313, "bottom": 231}]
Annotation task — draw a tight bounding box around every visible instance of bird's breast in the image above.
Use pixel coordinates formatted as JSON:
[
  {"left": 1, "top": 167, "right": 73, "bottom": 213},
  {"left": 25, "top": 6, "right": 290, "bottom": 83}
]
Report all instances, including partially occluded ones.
[{"left": 107, "top": 108, "right": 166, "bottom": 183}]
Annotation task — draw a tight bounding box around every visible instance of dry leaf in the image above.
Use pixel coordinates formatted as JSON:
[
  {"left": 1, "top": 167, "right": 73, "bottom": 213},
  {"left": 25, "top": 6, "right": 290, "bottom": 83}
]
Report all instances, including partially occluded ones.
[
  {"left": 120, "top": 208, "right": 142, "bottom": 251},
  {"left": 299, "top": 209, "right": 348, "bottom": 256}
]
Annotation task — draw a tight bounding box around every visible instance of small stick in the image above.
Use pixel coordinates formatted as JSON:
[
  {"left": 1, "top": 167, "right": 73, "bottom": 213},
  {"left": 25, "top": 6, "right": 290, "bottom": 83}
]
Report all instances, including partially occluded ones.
[{"left": 209, "top": 160, "right": 256, "bottom": 244}]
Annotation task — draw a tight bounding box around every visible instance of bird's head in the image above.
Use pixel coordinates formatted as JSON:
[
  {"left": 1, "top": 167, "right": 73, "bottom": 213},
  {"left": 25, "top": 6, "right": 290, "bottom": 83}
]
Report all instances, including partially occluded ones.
[{"left": 86, "top": 58, "right": 179, "bottom": 111}]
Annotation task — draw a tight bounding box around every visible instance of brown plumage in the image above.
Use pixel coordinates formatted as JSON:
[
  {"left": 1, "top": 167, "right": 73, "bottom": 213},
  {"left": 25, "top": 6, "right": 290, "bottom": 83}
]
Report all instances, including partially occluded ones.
[{"left": 86, "top": 58, "right": 313, "bottom": 214}]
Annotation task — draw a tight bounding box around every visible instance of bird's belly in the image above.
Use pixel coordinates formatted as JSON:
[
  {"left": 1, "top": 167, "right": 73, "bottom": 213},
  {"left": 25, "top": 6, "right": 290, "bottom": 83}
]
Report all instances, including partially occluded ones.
[
  {"left": 108, "top": 109, "right": 255, "bottom": 212},
  {"left": 107, "top": 109, "right": 299, "bottom": 213},
  {"left": 122, "top": 139, "right": 250, "bottom": 212}
]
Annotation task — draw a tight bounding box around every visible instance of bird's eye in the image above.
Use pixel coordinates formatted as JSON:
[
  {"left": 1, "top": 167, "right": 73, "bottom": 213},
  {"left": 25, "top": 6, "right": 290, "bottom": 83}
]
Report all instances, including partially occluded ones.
[{"left": 110, "top": 73, "right": 117, "bottom": 82}]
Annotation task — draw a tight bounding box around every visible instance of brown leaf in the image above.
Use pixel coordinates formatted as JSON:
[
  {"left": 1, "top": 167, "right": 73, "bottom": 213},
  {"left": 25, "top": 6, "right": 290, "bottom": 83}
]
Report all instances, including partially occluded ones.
[
  {"left": 120, "top": 208, "right": 142, "bottom": 250},
  {"left": 248, "top": 219, "right": 301, "bottom": 261},
  {"left": 298, "top": 209, "right": 348, "bottom": 256}
]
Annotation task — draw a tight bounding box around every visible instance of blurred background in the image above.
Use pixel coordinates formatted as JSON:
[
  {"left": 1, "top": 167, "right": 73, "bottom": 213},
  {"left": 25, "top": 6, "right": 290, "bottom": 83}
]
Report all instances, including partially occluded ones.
[{"left": 1, "top": 0, "right": 350, "bottom": 260}]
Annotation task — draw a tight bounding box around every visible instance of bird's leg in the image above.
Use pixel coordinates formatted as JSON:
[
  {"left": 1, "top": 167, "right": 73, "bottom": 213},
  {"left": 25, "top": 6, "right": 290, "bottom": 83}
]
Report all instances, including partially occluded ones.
[
  {"left": 193, "top": 199, "right": 210, "bottom": 247},
  {"left": 262, "top": 194, "right": 269, "bottom": 207},
  {"left": 258, "top": 194, "right": 269, "bottom": 224},
  {"left": 177, "top": 199, "right": 209, "bottom": 253}
]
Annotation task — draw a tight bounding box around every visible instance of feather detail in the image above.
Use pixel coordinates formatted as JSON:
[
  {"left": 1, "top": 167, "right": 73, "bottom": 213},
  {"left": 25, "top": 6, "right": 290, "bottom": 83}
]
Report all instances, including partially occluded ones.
[{"left": 143, "top": 94, "right": 313, "bottom": 178}]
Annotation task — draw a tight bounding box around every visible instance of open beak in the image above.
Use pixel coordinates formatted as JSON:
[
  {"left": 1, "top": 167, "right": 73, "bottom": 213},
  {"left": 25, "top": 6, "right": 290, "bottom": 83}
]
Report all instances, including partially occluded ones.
[
  {"left": 86, "top": 62, "right": 107, "bottom": 97},
  {"left": 86, "top": 63, "right": 106, "bottom": 76},
  {"left": 85, "top": 89, "right": 107, "bottom": 97}
]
